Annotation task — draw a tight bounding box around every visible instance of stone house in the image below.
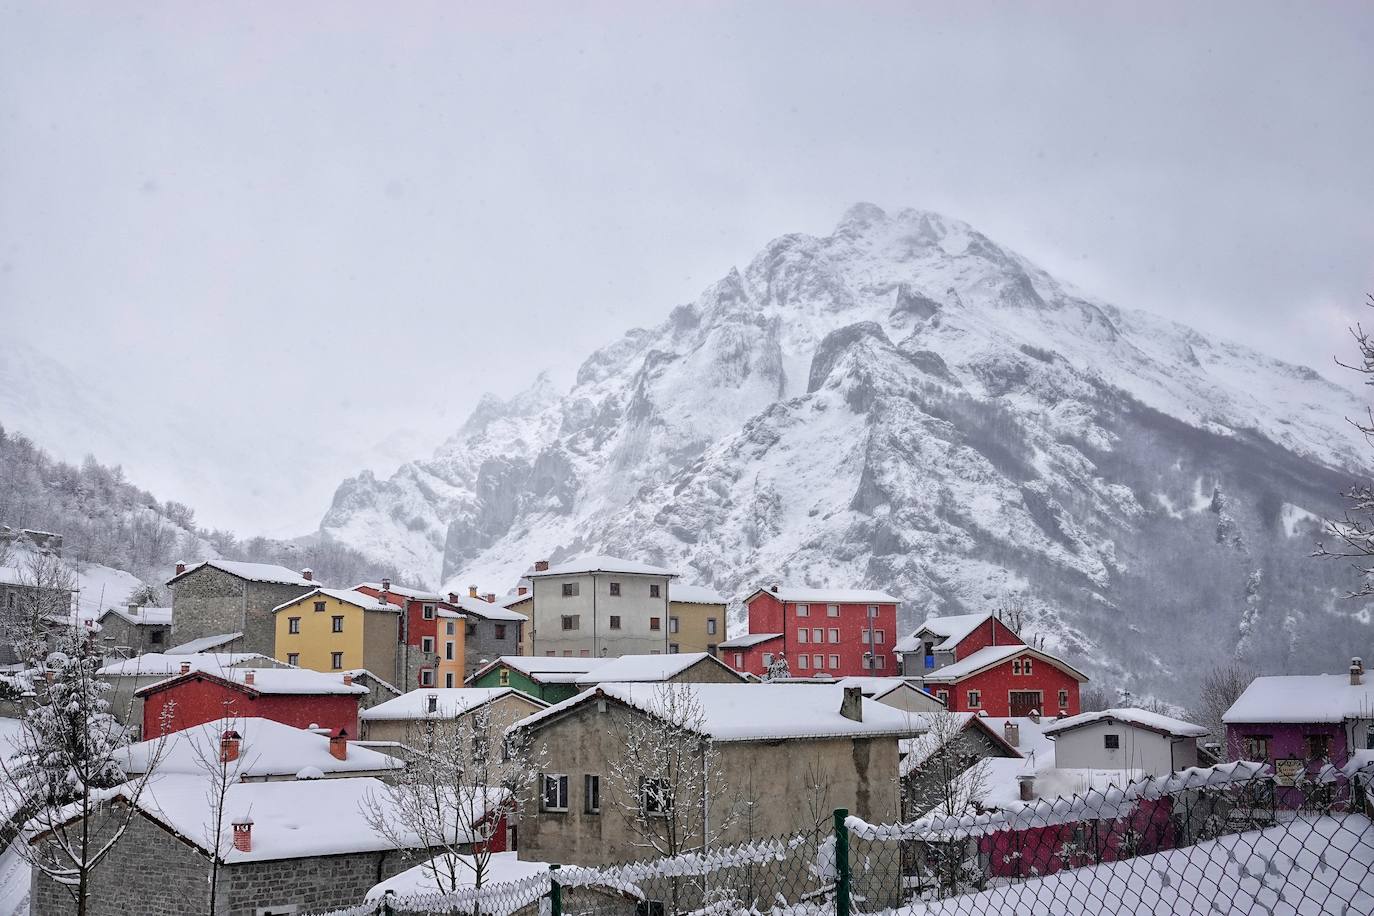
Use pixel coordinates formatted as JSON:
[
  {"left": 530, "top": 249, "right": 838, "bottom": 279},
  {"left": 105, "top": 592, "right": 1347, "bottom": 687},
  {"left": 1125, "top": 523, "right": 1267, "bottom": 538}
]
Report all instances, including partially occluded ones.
[
  {"left": 1042, "top": 708, "right": 1208, "bottom": 777},
  {"left": 525, "top": 556, "right": 679, "bottom": 659},
  {"left": 136, "top": 665, "right": 369, "bottom": 738},
  {"left": 499, "top": 587, "right": 533, "bottom": 656},
  {"left": 899, "top": 712, "right": 1021, "bottom": 819},
  {"left": 359, "top": 686, "right": 548, "bottom": 743},
  {"left": 666, "top": 584, "right": 728, "bottom": 656},
  {"left": 354, "top": 581, "right": 467, "bottom": 691},
  {"left": 467, "top": 656, "right": 604, "bottom": 704},
  {"left": 511, "top": 682, "right": 919, "bottom": 867},
  {"left": 571, "top": 652, "right": 747, "bottom": 689},
  {"left": 28, "top": 775, "right": 491, "bottom": 916},
  {"left": 98, "top": 651, "right": 281, "bottom": 728},
  {"left": 446, "top": 588, "right": 527, "bottom": 676},
  {"left": 95, "top": 605, "right": 172, "bottom": 657},
  {"left": 167, "top": 560, "right": 320, "bottom": 660},
  {"left": 0, "top": 563, "right": 76, "bottom": 665}
]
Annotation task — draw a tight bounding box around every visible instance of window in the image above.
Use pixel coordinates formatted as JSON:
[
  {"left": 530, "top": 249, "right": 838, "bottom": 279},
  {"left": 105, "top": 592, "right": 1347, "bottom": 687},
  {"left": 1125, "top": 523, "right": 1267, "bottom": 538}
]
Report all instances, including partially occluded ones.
[
  {"left": 1104, "top": 734, "right": 1121, "bottom": 750},
  {"left": 874, "top": 630, "right": 885, "bottom": 644},
  {"left": 286, "top": 653, "right": 299, "bottom": 666},
  {"left": 421, "top": 636, "right": 435, "bottom": 653},
  {"left": 827, "top": 604, "right": 839, "bottom": 617},
  {"left": 445, "top": 673, "right": 455, "bottom": 688},
  {"left": 669, "top": 617, "right": 679, "bottom": 634},
  {"left": 875, "top": 654, "right": 886, "bottom": 669},
  {"left": 642, "top": 778, "right": 672, "bottom": 815},
  {"left": 314, "top": 600, "right": 326, "bottom": 612},
  {"left": 465, "top": 622, "right": 476, "bottom": 637},
  {"left": 585, "top": 774, "right": 601, "bottom": 814},
  {"left": 446, "top": 620, "right": 456, "bottom": 635},
  {"left": 1058, "top": 688, "right": 1069, "bottom": 709},
  {"left": 609, "top": 582, "right": 621, "bottom": 596},
  {"left": 1023, "top": 658, "right": 1034, "bottom": 675},
  {"left": 422, "top": 604, "right": 435, "bottom": 620},
  {"left": 561, "top": 615, "right": 580, "bottom": 631},
  {"left": 420, "top": 669, "right": 435, "bottom": 686},
  {"left": 561, "top": 582, "right": 580, "bottom": 597},
  {"left": 796, "top": 604, "right": 810, "bottom": 617},
  {"left": 543, "top": 774, "right": 569, "bottom": 811},
  {"left": 287, "top": 617, "right": 301, "bottom": 634},
  {"left": 331, "top": 616, "right": 344, "bottom": 633},
  {"left": 669, "top": 643, "right": 679, "bottom": 654},
  {"left": 499, "top": 669, "right": 510, "bottom": 686},
  {"left": 797, "top": 655, "right": 809, "bottom": 669},
  {"left": 563, "top": 650, "right": 573, "bottom": 657},
  {"left": 649, "top": 584, "right": 661, "bottom": 598},
  {"left": 829, "top": 628, "right": 839, "bottom": 643},
  {"left": 812, "top": 628, "right": 823, "bottom": 642},
  {"left": 967, "top": 690, "right": 981, "bottom": 708},
  {"left": 545, "top": 651, "right": 555, "bottom": 657},
  {"left": 734, "top": 653, "right": 744, "bottom": 668},
  {"left": 330, "top": 652, "right": 343, "bottom": 670},
  {"left": 867, "top": 605, "right": 879, "bottom": 618},
  {"left": 797, "top": 629, "right": 809, "bottom": 644},
  {"left": 580, "top": 649, "right": 591, "bottom": 657},
  {"left": 707, "top": 618, "right": 717, "bottom": 635},
  {"left": 495, "top": 624, "right": 507, "bottom": 639},
  {"left": 817, "top": 654, "right": 827, "bottom": 669},
  {"left": 445, "top": 641, "right": 455, "bottom": 660},
  {"left": 650, "top": 617, "right": 661, "bottom": 631},
  {"left": 762, "top": 653, "right": 774, "bottom": 666},
  {"left": 150, "top": 630, "right": 164, "bottom": 645},
  {"left": 1243, "top": 735, "right": 1271, "bottom": 761},
  {"left": 936, "top": 689, "right": 949, "bottom": 705},
  {"left": 609, "top": 615, "right": 622, "bottom": 630},
  {"left": 1307, "top": 734, "right": 1332, "bottom": 760},
  {"left": 1012, "top": 659, "right": 1022, "bottom": 676}
]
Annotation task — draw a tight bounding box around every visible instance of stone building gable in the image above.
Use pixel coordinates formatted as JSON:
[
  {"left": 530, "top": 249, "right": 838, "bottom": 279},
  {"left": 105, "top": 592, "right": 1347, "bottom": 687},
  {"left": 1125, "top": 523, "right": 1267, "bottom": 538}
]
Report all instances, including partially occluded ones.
[{"left": 170, "top": 565, "right": 315, "bottom": 659}]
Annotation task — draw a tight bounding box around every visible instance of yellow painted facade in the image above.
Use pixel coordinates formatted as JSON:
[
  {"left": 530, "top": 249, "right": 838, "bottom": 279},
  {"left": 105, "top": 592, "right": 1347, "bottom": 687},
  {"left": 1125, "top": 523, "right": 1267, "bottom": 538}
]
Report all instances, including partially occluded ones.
[
  {"left": 668, "top": 600, "right": 728, "bottom": 655},
  {"left": 273, "top": 590, "right": 400, "bottom": 680}
]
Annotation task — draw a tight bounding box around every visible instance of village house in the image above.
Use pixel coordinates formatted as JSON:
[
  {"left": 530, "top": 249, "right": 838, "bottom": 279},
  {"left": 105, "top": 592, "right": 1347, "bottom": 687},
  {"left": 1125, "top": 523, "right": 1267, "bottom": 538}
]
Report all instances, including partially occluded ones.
[
  {"left": 781, "top": 675, "right": 947, "bottom": 713},
  {"left": 0, "top": 563, "right": 76, "bottom": 665},
  {"left": 571, "top": 651, "right": 747, "bottom": 688},
  {"left": 498, "top": 586, "right": 533, "bottom": 655},
  {"left": 724, "top": 586, "right": 901, "bottom": 678},
  {"left": 166, "top": 631, "right": 248, "bottom": 655},
  {"left": 666, "top": 583, "right": 729, "bottom": 656},
  {"left": 466, "top": 655, "right": 604, "bottom": 704},
  {"left": 118, "top": 715, "right": 405, "bottom": 781},
  {"left": 360, "top": 685, "right": 547, "bottom": 744},
  {"left": 28, "top": 775, "right": 498, "bottom": 916},
  {"left": 271, "top": 586, "right": 403, "bottom": 683},
  {"left": 1042, "top": 708, "right": 1208, "bottom": 777},
  {"left": 525, "top": 556, "right": 679, "bottom": 659},
  {"left": 98, "top": 651, "right": 280, "bottom": 727},
  {"left": 166, "top": 559, "right": 320, "bottom": 659},
  {"left": 136, "top": 665, "right": 369, "bottom": 737},
  {"left": 899, "top": 712, "right": 1022, "bottom": 818},
  {"left": 342, "top": 668, "right": 403, "bottom": 711},
  {"left": 355, "top": 580, "right": 467, "bottom": 689},
  {"left": 95, "top": 604, "right": 172, "bottom": 657},
  {"left": 445, "top": 587, "right": 527, "bottom": 676},
  {"left": 511, "top": 682, "right": 919, "bottom": 866}
]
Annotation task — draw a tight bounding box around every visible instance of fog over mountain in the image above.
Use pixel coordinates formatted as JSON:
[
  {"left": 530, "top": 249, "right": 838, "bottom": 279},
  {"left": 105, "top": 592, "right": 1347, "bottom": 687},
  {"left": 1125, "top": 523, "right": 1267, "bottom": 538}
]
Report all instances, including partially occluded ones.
[{"left": 319, "top": 204, "right": 1374, "bottom": 702}]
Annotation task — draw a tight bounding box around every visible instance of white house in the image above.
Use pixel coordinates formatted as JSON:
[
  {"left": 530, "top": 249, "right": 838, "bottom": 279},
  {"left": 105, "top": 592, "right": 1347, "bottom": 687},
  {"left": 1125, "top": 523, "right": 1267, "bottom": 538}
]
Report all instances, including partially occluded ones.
[{"left": 1041, "top": 708, "right": 1208, "bottom": 776}]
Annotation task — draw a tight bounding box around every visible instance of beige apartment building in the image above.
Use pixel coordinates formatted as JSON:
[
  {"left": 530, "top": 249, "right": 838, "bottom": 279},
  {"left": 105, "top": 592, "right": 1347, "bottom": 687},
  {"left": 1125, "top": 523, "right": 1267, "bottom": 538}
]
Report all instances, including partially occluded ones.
[{"left": 526, "top": 556, "right": 679, "bottom": 658}]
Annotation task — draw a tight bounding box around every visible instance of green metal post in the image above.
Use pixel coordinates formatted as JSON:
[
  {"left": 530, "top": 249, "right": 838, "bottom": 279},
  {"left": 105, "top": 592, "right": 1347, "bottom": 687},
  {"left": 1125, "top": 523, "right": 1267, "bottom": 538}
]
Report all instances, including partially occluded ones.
[
  {"left": 833, "top": 808, "right": 850, "bottom": 916},
  {"left": 549, "top": 863, "right": 562, "bottom": 916}
]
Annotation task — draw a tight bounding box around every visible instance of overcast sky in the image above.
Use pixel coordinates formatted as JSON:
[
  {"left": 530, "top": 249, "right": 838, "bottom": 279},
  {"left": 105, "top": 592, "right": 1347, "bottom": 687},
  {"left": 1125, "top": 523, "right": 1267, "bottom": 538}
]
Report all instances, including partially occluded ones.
[{"left": 2, "top": 1, "right": 1372, "bottom": 535}]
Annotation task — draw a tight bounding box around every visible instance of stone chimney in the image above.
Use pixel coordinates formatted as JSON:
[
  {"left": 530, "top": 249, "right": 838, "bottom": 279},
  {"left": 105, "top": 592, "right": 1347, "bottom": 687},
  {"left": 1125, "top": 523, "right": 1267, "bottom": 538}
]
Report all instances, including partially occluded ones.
[
  {"left": 342, "top": 672, "right": 354, "bottom": 687},
  {"left": 302, "top": 568, "right": 313, "bottom": 582},
  {"left": 840, "top": 686, "right": 863, "bottom": 722},
  {"left": 1003, "top": 721, "right": 1020, "bottom": 747},
  {"left": 329, "top": 728, "right": 348, "bottom": 761},
  {"left": 534, "top": 560, "right": 549, "bottom": 573},
  {"left": 380, "top": 578, "right": 392, "bottom": 601},
  {"left": 468, "top": 585, "right": 479, "bottom": 598},
  {"left": 1017, "top": 773, "right": 1036, "bottom": 802},
  {"left": 770, "top": 584, "right": 779, "bottom": 593},
  {"left": 175, "top": 561, "right": 186, "bottom": 576},
  {"left": 231, "top": 816, "right": 253, "bottom": 852},
  {"left": 180, "top": 661, "right": 192, "bottom": 675},
  {"left": 518, "top": 586, "right": 528, "bottom": 596},
  {"left": 243, "top": 671, "right": 255, "bottom": 686},
  {"left": 485, "top": 593, "right": 495, "bottom": 603},
  {"left": 1028, "top": 708, "right": 1041, "bottom": 724},
  {"left": 220, "top": 730, "right": 241, "bottom": 763},
  {"left": 427, "top": 694, "right": 438, "bottom": 714},
  {"left": 1352, "top": 657, "right": 1364, "bottom": 687}
]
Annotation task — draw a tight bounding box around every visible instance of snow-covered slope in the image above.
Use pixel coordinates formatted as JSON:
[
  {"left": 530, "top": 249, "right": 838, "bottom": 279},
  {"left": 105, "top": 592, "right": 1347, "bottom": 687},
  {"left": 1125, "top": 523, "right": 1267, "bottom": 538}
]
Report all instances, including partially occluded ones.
[{"left": 321, "top": 204, "right": 1374, "bottom": 700}]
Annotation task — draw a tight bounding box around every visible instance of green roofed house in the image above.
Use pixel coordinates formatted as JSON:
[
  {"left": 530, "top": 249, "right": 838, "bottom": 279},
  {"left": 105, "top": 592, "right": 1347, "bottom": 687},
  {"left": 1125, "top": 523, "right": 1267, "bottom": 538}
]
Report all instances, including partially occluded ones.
[{"left": 466, "top": 656, "right": 603, "bottom": 704}]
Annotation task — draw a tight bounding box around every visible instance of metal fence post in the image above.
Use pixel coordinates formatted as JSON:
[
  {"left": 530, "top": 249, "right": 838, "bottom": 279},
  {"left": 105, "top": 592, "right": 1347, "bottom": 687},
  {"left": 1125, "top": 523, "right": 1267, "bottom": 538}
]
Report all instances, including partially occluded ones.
[
  {"left": 549, "top": 863, "right": 562, "bottom": 916},
  {"left": 834, "top": 808, "right": 850, "bottom": 916}
]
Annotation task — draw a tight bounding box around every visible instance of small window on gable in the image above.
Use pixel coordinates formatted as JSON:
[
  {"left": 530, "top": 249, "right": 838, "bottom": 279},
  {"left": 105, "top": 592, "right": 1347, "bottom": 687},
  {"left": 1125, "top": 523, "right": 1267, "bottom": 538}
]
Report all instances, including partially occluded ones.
[
  {"left": 967, "top": 690, "right": 981, "bottom": 708},
  {"left": 1012, "top": 659, "right": 1023, "bottom": 676},
  {"left": 1058, "top": 688, "right": 1069, "bottom": 709},
  {"left": 1023, "top": 658, "right": 1034, "bottom": 675},
  {"left": 543, "top": 774, "right": 569, "bottom": 811},
  {"left": 867, "top": 605, "right": 879, "bottom": 618},
  {"left": 499, "top": 668, "right": 510, "bottom": 686},
  {"left": 1104, "top": 734, "right": 1120, "bottom": 750},
  {"left": 314, "top": 601, "right": 326, "bottom": 612},
  {"left": 707, "top": 618, "right": 717, "bottom": 635}
]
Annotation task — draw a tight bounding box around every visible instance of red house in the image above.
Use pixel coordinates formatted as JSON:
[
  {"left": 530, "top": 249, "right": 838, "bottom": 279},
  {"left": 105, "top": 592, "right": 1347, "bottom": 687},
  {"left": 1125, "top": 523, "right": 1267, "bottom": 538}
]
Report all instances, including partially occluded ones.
[
  {"left": 136, "top": 666, "right": 368, "bottom": 737},
  {"left": 354, "top": 579, "right": 464, "bottom": 689},
  {"left": 901, "top": 612, "right": 1088, "bottom": 717},
  {"left": 721, "top": 586, "right": 900, "bottom": 678}
]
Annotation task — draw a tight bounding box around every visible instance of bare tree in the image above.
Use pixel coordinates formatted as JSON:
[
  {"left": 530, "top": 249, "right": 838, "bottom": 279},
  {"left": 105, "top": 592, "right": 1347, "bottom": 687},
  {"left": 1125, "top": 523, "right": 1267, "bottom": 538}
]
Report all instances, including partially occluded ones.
[
  {"left": 1, "top": 628, "right": 168, "bottom": 916},
  {"left": 901, "top": 712, "right": 990, "bottom": 898},
  {"left": 186, "top": 707, "right": 258, "bottom": 916},
  {"left": 3, "top": 552, "right": 77, "bottom": 666},
  {"left": 1079, "top": 685, "right": 1113, "bottom": 713},
  {"left": 1191, "top": 662, "right": 1253, "bottom": 751},
  {"left": 362, "top": 701, "right": 545, "bottom": 895}
]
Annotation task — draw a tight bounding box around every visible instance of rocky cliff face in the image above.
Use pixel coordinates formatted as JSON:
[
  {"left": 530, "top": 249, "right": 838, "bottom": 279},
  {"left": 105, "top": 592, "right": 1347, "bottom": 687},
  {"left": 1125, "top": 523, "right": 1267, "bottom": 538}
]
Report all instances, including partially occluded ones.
[{"left": 320, "top": 204, "right": 1373, "bottom": 700}]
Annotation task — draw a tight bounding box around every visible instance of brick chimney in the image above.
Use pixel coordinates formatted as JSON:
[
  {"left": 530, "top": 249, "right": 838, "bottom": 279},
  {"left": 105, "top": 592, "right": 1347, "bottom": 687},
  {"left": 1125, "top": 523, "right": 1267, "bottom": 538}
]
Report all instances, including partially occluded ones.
[
  {"left": 231, "top": 816, "right": 253, "bottom": 852},
  {"left": 468, "top": 585, "right": 479, "bottom": 598},
  {"left": 380, "top": 577, "right": 392, "bottom": 602},
  {"left": 243, "top": 671, "right": 255, "bottom": 686},
  {"left": 220, "top": 730, "right": 241, "bottom": 763},
  {"left": 175, "top": 561, "right": 186, "bottom": 576},
  {"left": 329, "top": 728, "right": 348, "bottom": 760},
  {"left": 1003, "top": 721, "right": 1020, "bottom": 747},
  {"left": 342, "top": 672, "right": 354, "bottom": 686},
  {"left": 448, "top": 592, "right": 460, "bottom": 604},
  {"left": 1028, "top": 708, "right": 1041, "bottom": 724},
  {"left": 840, "top": 686, "right": 863, "bottom": 722},
  {"left": 534, "top": 560, "right": 550, "bottom": 573},
  {"left": 1352, "top": 657, "right": 1364, "bottom": 686},
  {"left": 180, "top": 661, "right": 192, "bottom": 675},
  {"left": 485, "top": 593, "right": 495, "bottom": 603},
  {"left": 1017, "top": 773, "right": 1036, "bottom": 802},
  {"left": 518, "top": 586, "right": 528, "bottom": 596},
  {"left": 302, "top": 568, "right": 313, "bottom": 582}
]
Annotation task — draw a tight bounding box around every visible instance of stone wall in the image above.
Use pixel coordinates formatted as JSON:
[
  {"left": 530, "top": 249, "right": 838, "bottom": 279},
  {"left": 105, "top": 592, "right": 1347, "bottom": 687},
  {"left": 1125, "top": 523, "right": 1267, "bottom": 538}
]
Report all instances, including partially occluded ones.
[
  {"left": 170, "top": 566, "right": 315, "bottom": 659},
  {"left": 96, "top": 615, "right": 170, "bottom": 657},
  {"left": 221, "top": 848, "right": 411, "bottom": 915},
  {"left": 464, "top": 618, "right": 522, "bottom": 677}
]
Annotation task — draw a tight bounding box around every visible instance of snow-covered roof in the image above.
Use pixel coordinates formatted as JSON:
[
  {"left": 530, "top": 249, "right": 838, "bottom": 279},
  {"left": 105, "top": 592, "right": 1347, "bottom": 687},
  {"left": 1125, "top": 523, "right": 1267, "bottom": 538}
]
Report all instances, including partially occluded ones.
[
  {"left": 670, "top": 584, "right": 727, "bottom": 605},
  {"left": 168, "top": 560, "right": 317, "bottom": 587},
  {"left": 833, "top": 676, "right": 921, "bottom": 699},
  {"left": 515, "top": 683, "right": 925, "bottom": 743},
  {"left": 136, "top": 666, "right": 369, "bottom": 697},
  {"left": 272, "top": 587, "right": 400, "bottom": 615},
  {"left": 903, "top": 612, "right": 994, "bottom": 652},
  {"left": 747, "top": 586, "right": 900, "bottom": 604},
  {"left": 573, "top": 652, "right": 741, "bottom": 685},
  {"left": 74, "top": 775, "right": 493, "bottom": 863},
  {"left": 98, "top": 652, "right": 272, "bottom": 678},
  {"left": 526, "top": 556, "right": 681, "bottom": 579},
  {"left": 716, "top": 632, "right": 782, "bottom": 649},
  {"left": 0, "top": 565, "right": 73, "bottom": 591},
  {"left": 447, "top": 594, "right": 526, "bottom": 622},
  {"left": 1043, "top": 708, "right": 1209, "bottom": 739},
  {"left": 166, "top": 632, "right": 243, "bottom": 654},
  {"left": 98, "top": 606, "right": 173, "bottom": 627},
  {"left": 468, "top": 656, "right": 603, "bottom": 684},
  {"left": 342, "top": 669, "right": 402, "bottom": 697},
  {"left": 498, "top": 592, "right": 532, "bottom": 608},
  {"left": 360, "top": 687, "right": 545, "bottom": 721},
  {"left": 367, "top": 851, "right": 548, "bottom": 902},
  {"left": 921, "top": 644, "right": 1088, "bottom": 683},
  {"left": 355, "top": 582, "right": 445, "bottom": 601},
  {"left": 1222, "top": 673, "right": 1374, "bottom": 724},
  {"left": 119, "top": 717, "right": 403, "bottom": 777},
  {"left": 981, "top": 716, "right": 1059, "bottom": 768}
]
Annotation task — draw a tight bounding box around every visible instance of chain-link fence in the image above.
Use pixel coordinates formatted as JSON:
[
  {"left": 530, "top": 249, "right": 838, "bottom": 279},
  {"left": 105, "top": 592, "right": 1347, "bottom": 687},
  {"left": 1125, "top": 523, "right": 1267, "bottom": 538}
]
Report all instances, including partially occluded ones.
[{"left": 310, "top": 765, "right": 1374, "bottom": 916}]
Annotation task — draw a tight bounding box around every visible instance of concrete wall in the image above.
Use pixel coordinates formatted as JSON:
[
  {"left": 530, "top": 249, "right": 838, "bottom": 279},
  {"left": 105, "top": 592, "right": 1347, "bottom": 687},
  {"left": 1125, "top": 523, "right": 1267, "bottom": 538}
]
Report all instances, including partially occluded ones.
[
  {"left": 872, "top": 685, "right": 946, "bottom": 714},
  {"left": 170, "top": 566, "right": 315, "bottom": 659},
  {"left": 531, "top": 573, "right": 671, "bottom": 658},
  {"left": 1051, "top": 720, "right": 1195, "bottom": 777},
  {"left": 519, "top": 701, "right": 901, "bottom": 867}
]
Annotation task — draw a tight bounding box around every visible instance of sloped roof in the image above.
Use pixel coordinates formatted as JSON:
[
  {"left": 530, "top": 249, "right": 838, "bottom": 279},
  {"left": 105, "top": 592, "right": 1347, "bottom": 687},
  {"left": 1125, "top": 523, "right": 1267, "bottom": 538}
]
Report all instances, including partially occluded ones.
[
  {"left": 670, "top": 584, "right": 728, "bottom": 605},
  {"left": 272, "top": 587, "right": 400, "bottom": 615},
  {"left": 921, "top": 644, "right": 1088, "bottom": 684},
  {"left": 119, "top": 717, "right": 403, "bottom": 777},
  {"left": 526, "top": 556, "right": 680, "bottom": 579},
  {"left": 898, "top": 612, "right": 995, "bottom": 652},
  {"left": 1223, "top": 673, "right": 1374, "bottom": 724},
  {"left": 1043, "top": 708, "right": 1209, "bottom": 739},
  {"left": 355, "top": 581, "right": 445, "bottom": 601},
  {"left": 468, "top": 655, "right": 604, "bottom": 685},
  {"left": 360, "top": 687, "right": 546, "bottom": 721},
  {"left": 166, "top": 632, "right": 243, "bottom": 654},
  {"left": 168, "top": 560, "right": 317, "bottom": 587},
  {"left": 136, "top": 667, "right": 369, "bottom": 697},
  {"left": 447, "top": 594, "right": 526, "bottom": 622},
  {"left": 574, "top": 652, "right": 743, "bottom": 686},
  {"left": 747, "top": 587, "right": 900, "bottom": 604},
  {"left": 98, "top": 606, "right": 173, "bottom": 627},
  {"left": 98, "top": 652, "right": 272, "bottom": 678},
  {"left": 716, "top": 632, "right": 783, "bottom": 649},
  {"left": 515, "top": 683, "right": 925, "bottom": 743}
]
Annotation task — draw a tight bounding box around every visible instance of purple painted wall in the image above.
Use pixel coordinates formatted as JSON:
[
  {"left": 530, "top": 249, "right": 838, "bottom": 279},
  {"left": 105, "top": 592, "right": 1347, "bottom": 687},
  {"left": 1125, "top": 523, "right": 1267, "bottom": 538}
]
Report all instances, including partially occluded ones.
[{"left": 1225, "top": 721, "right": 1347, "bottom": 808}]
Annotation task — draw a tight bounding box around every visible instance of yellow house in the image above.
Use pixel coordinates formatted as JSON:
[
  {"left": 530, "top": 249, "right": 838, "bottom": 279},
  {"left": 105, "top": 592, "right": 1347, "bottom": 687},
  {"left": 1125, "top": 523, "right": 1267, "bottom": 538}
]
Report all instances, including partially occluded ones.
[
  {"left": 272, "top": 587, "right": 400, "bottom": 682},
  {"left": 668, "top": 584, "right": 729, "bottom": 655}
]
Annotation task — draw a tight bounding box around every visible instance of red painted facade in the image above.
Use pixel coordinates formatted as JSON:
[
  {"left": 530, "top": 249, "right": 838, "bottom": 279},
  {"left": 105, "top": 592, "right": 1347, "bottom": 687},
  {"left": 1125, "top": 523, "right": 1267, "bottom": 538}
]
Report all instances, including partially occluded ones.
[
  {"left": 355, "top": 584, "right": 467, "bottom": 689},
  {"left": 927, "top": 651, "right": 1083, "bottom": 717},
  {"left": 139, "top": 674, "right": 360, "bottom": 737},
  {"left": 944, "top": 616, "right": 1022, "bottom": 659},
  {"left": 729, "top": 590, "right": 900, "bottom": 678}
]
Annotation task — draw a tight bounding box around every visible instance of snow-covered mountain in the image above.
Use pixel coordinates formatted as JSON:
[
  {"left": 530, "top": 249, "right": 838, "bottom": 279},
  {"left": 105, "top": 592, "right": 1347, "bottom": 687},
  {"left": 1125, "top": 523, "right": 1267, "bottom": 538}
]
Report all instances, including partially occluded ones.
[{"left": 321, "top": 203, "right": 1374, "bottom": 700}]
